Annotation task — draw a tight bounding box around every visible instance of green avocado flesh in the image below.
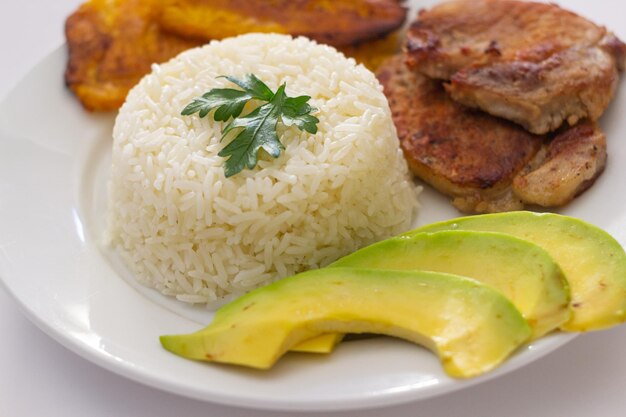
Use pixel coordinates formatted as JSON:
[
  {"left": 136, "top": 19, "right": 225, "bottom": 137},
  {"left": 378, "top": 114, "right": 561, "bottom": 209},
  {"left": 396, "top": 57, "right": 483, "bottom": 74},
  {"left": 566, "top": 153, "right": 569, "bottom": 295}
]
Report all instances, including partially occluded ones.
[
  {"left": 331, "top": 231, "right": 570, "bottom": 338},
  {"left": 410, "top": 212, "right": 626, "bottom": 332},
  {"left": 293, "top": 230, "right": 570, "bottom": 353},
  {"left": 160, "top": 268, "right": 532, "bottom": 378}
]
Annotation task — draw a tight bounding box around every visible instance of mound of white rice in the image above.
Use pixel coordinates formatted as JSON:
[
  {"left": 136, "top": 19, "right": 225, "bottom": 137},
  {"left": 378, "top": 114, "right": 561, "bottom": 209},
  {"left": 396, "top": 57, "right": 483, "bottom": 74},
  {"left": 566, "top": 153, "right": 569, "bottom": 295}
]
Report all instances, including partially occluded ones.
[{"left": 106, "top": 33, "right": 420, "bottom": 306}]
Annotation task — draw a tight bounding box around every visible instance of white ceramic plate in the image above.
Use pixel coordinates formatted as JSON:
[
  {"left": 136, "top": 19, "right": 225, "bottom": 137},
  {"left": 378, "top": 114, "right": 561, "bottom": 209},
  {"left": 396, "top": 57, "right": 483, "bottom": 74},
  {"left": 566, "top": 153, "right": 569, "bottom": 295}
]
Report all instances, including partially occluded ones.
[{"left": 1, "top": 1, "right": 625, "bottom": 410}]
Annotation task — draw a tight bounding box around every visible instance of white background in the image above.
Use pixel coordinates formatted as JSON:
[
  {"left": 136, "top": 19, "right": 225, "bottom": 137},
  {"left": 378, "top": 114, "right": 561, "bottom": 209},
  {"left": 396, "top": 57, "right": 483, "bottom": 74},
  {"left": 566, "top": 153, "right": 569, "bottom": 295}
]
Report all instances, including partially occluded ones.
[{"left": 2, "top": 1, "right": 626, "bottom": 416}]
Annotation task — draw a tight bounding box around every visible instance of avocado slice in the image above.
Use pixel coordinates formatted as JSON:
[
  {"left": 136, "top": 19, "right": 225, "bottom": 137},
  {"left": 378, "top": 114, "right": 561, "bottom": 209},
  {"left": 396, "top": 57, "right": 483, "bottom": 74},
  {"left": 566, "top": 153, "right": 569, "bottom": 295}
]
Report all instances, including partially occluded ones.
[
  {"left": 410, "top": 212, "right": 626, "bottom": 332},
  {"left": 289, "top": 333, "right": 343, "bottom": 354},
  {"left": 292, "top": 230, "right": 570, "bottom": 353},
  {"left": 331, "top": 231, "right": 571, "bottom": 338},
  {"left": 161, "top": 268, "right": 532, "bottom": 378}
]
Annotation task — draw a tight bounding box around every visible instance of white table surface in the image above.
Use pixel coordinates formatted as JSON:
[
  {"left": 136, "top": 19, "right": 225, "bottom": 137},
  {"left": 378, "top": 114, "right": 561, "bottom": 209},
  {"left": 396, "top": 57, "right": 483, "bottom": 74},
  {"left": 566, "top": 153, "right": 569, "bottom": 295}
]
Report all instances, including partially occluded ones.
[{"left": 2, "top": 1, "right": 626, "bottom": 416}]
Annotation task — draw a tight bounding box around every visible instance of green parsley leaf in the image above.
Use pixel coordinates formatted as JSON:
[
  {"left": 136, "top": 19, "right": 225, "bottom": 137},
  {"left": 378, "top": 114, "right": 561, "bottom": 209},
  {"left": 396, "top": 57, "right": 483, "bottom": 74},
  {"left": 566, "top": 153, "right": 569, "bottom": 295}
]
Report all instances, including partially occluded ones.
[
  {"left": 181, "top": 74, "right": 275, "bottom": 121},
  {"left": 282, "top": 95, "right": 319, "bottom": 134},
  {"left": 182, "top": 74, "right": 320, "bottom": 177},
  {"left": 221, "top": 74, "right": 274, "bottom": 102},
  {"left": 181, "top": 89, "right": 250, "bottom": 121}
]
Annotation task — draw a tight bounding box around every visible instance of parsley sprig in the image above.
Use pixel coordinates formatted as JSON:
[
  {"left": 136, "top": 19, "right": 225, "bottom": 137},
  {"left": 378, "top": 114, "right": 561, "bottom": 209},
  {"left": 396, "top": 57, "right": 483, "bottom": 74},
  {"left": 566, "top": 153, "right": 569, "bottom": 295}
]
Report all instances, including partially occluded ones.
[{"left": 182, "top": 74, "right": 319, "bottom": 177}]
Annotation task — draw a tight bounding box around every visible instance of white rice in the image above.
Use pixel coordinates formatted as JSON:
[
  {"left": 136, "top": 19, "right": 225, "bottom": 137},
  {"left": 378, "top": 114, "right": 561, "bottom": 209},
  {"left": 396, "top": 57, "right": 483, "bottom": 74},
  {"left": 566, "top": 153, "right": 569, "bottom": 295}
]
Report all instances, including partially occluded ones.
[{"left": 106, "top": 33, "right": 420, "bottom": 307}]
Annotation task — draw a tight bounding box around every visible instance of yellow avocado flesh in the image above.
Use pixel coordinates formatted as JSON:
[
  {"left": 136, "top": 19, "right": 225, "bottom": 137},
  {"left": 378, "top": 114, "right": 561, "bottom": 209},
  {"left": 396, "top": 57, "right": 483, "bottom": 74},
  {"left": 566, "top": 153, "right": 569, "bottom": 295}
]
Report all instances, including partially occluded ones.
[
  {"left": 410, "top": 212, "right": 626, "bottom": 332},
  {"left": 289, "top": 333, "right": 344, "bottom": 354},
  {"left": 331, "top": 231, "right": 570, "bottom": 338},
  {"left": 160, "top": 268, "right": 532, "bottom": 378},
  {"left": 294, "top": 230, "right": 570, "bottom": 353}
]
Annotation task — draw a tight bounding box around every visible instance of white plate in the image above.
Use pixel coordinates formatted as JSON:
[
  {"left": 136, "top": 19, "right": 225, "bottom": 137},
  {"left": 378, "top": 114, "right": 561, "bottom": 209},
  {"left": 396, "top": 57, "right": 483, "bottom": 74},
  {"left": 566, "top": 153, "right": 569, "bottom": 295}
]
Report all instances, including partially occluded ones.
[{"left": 1, "top": 3, "right": 626, "bottom": 410}]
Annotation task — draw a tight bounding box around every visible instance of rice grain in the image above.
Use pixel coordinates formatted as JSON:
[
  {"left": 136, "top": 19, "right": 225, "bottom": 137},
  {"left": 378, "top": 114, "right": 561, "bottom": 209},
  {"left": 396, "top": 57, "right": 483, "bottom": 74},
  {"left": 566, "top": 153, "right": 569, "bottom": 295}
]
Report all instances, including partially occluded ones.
[{"left": 106, "top": 33, "right": 420, "bottom": 307}]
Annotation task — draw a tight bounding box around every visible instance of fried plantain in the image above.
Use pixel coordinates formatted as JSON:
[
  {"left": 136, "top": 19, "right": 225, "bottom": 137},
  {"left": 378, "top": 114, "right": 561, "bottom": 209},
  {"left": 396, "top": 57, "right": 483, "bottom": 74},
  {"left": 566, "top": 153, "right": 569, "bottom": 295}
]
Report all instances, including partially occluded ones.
[
  {"left": 65, "top": 0, "right": 407, "bottom": 111},
  {"left": 158, "top": 0, "right": 407, "bottom": 47},
  {"left": 65, "top": 0, "right": 201, "bottom": 111},
  {"left": 339, "top": 30, "right": 404, "bottom": 71}
]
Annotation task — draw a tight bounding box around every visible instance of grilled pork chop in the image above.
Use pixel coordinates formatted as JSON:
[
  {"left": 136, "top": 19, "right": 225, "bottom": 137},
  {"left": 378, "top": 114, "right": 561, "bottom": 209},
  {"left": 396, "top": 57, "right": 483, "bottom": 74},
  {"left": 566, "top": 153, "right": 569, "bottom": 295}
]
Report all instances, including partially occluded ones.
[
  {"left": 512, "top": 123, "right": 607, "bottom": 207},
  {"left": 378, "top": 55, "right": 607, "bottom": 213},
  {"left": 406, "top": 0, "right": 626, "bottom": 134}
]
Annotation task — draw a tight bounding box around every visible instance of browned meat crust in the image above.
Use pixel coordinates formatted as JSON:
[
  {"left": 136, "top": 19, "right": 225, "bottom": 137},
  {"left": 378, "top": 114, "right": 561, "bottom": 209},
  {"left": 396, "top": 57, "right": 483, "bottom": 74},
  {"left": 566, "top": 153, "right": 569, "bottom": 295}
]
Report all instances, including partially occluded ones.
[
  {"left": 513, "top": 123, "right": 607, "bottom": 207},
  {"left": 447, "top": 46, "right": 620, "bottom": 134},
  {"left": 378, "top": 55, "right": 607, "bottom": 213},
  {"left": 405, "top": 0, "right": 626, "bottom": 134},
  {"left": 378, "top": 55, "right": 543, "bottom": 212},
  {"left": 406, "top": 0, "right": 609, "bottom": 79}
]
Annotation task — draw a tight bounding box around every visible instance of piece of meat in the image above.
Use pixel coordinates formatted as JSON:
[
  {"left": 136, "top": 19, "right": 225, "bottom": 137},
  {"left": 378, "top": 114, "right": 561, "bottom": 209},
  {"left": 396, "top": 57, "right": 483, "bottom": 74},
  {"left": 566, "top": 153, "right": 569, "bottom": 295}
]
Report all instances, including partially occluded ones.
[
  {"left": 447, "top": 46, "right": 620, "bottom": 135},
  {"left": 513, "top": 123, "right": 607, "bottom": 207},
  {"left": 405, "top": 0, "right": 626, "bottom": 134},
  {"left": 378, "top": 55, "right": 543, "bottom": 212},
  {"left": 158, "top": 0, "right": 407, "bottom": 47},
  {"left": 406, "top": 0, "right": 610, "bottom": 79},
  {"left": 65, "top": 0, "right": 200, "bottom": 111},
  {"left": 377, "top": 55, "right": 607, "bottom": 213}
]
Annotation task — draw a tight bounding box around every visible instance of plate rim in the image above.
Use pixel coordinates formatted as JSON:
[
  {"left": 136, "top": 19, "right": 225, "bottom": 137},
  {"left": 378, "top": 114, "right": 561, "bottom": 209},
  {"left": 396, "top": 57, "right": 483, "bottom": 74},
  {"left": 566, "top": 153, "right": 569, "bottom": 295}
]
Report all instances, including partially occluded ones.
[
  {"left": 0, "top": 43, "right": 586, "bottom": 412},
  {"left": 0, "top": 274, "right": 580, "bottom": 411}
]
